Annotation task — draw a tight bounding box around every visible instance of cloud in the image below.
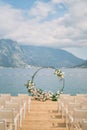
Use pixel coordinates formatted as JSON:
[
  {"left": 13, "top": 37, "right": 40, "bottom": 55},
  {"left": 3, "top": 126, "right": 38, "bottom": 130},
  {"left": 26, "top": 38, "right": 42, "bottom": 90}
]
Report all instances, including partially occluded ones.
[
  {"left": 28, "top": 1, "right": 54, "bottom": 21},
  {"left": 0, "top": 0, "right": 87, "bottom": 48},
  {"left": 0, "top": 3, "right": 24, "bottom": 36}
]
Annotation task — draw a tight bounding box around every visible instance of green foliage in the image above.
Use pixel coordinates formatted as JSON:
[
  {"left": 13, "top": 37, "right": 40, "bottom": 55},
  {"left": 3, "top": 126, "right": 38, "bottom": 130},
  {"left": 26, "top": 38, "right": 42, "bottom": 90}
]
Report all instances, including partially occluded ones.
[
  {"left": 51, "top": 93, "right": 58, "bottom": 101},
  {"left": 24, "top": 68, "right": 64, "bottom": 102},
  {"left": 37, "top": 89, "right": 43, "bottom": 94}
]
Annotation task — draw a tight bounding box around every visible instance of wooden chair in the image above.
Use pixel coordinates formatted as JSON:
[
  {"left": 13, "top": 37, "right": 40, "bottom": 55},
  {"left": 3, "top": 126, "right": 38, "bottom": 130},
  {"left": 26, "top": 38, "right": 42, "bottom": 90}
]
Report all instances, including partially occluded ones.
[
  {"left": 76, "top": 94, "right": 87, "bottom": 97},
  {"left": 0, "top": 109, "right": 19, "bottom": 130},
  {"left": 69, "top": 108, "right": 87, "bottom": 130},
  {"left": 60, "top": 96, "right": 75, "bottom": 118},
  {"left": 81, "top": 103, "right": 87, "bottom": 109},
  {"left": 0, "top": 120, "right": 12, "bottom": 130},
  {"left": 75, "top": 95, "right": 87, "bottom": 103},
  {"left": 0, "top": 120, "right": 6, "bottom": 130},
  {"left": 18, "top": 94, "right": 31, "bottom": 112},
  {"left": 82, "top": 119, "right": 87, "bottom": 130},
  {"left": 58, "top": 94, "right": 71, "bottom": 113},
  {"left": 10, "top": 97, "right": 27, "bottom": 127},
  {"left": 65, "top": 102, "right": 81, "bottom": 129},
  {"left": 0, "top": 98, "right": 5, "bottom": 108},
  {"left": 4, "top": 102, "right": 22, "bottom": 128},
  {"left": 0, "top": 94, "right": 11, "bottom": 101}
]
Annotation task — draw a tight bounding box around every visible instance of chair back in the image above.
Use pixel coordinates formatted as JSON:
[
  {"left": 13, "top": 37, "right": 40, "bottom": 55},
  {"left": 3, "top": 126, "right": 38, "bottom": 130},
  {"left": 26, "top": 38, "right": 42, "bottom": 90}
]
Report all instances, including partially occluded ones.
[
  {"left": 73, "top": 109, "right": 87, "bottom": 123},
  {"left": 5, "top": 102, "right": 20, "bottom": 112},
  {"left": 0, "top": 109, "right": 14, "bottom": 122},
  {"left": 0, "top": 98, "right": 5, "bottom": 108},
  {"left": 82, "top": 119, "right": 87, "bottom": 130},
  {"left": 0, "top": 120, "right": 6, "bottom": 130},
  {"left": 81, "top": 103, "right": 87, "bottom": 109},
  {"left": 0, "top": 94, "right": 11, "bottom": 101}
]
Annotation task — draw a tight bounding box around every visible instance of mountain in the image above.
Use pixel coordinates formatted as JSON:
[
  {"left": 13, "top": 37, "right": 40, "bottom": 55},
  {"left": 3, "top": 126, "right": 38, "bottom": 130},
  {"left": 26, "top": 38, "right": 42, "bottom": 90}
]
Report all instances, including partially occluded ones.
[
  {"left": 0, "top": 39, "right": 85, "bottom": 68},
  {"left": 0, "top": 39, "right": 27, "bottom": 67},
  {"left": 21, "top": 45, "right": 84, "bottom": 68},
  {"left": 75, "top": 60, "right": 87, "bottom": 68}
]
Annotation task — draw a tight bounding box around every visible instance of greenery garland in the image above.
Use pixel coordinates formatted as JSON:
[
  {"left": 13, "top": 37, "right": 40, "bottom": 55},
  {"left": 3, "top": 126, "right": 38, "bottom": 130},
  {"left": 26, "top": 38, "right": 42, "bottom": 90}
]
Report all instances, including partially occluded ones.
[{"left": 25, "top": 67, "right": 65, "bottom": 101}]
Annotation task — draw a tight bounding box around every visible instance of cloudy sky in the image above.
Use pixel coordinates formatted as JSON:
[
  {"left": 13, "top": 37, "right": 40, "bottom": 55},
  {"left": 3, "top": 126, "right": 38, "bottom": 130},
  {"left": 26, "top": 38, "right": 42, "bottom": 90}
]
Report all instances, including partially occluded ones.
[{"left": 0, "top": 0, "right": 87, "bottom": 59}]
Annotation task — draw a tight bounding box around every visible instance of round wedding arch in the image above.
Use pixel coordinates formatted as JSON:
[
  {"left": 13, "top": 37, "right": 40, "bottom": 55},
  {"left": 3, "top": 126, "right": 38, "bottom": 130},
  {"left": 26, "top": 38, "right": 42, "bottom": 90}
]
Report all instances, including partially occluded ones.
[{"left": 25, "top": 66, "right": 65, "bottom": 101}]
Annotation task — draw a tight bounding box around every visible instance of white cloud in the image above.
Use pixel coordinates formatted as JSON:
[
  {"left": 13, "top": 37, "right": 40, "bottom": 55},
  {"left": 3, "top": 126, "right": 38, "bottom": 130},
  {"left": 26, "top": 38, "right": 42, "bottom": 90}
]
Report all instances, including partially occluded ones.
[
  {"left": 0, "top": 0, "right": 87, "bottom": 49},
  {"left": 52, "top": 0, "right": 64, "bottom": 4},
  {"left": 28, "top": 1, "right": 54, "bottom": 21},
  {"left": 0, "top": 4, "right": 24, "bottom": 37}
]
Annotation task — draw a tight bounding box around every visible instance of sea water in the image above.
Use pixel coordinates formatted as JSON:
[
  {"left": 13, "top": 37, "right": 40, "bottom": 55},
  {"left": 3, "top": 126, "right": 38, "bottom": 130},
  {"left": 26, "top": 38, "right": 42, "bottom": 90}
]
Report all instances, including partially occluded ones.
[{"left": 0, "top": 67, "right": 87, "bottom": 96}]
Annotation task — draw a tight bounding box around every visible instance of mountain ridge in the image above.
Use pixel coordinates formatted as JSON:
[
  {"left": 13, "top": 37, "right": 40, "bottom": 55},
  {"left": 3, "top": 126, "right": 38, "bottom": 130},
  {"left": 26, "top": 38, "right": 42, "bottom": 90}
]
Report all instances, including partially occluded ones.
[
  {"left": 21, "top": 45, "right": 84, "bottom": 67},
  {"left": 0, "top": 39, "right": 85, "bottom": 68}
]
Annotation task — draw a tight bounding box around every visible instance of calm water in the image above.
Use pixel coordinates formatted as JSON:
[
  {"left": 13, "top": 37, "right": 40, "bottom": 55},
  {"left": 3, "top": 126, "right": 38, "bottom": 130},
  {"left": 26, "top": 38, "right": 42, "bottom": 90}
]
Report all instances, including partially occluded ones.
[{"left": 0, "top": 67, "right": 87, "bottom": 96}]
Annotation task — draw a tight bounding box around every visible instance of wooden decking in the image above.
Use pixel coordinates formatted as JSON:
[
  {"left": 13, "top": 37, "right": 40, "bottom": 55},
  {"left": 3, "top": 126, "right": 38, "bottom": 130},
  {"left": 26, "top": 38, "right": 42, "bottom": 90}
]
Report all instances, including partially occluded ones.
[{"left": 20, "top": 99, "right": 68, "bottom": 130}]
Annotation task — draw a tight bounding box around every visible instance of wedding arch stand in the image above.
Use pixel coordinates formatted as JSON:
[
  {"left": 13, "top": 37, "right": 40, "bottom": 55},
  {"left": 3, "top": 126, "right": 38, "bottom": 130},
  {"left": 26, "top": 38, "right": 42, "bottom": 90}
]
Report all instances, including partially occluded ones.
[{"left": 25, "top": 67, "right": 65, "bottom": 101}]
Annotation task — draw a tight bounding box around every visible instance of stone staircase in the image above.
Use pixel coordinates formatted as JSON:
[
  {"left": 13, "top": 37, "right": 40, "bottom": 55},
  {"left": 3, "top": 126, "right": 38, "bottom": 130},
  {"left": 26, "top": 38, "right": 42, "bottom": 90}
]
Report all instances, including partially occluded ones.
[{"left": 20, "top": 100, "right": 68, "bottom": 130}]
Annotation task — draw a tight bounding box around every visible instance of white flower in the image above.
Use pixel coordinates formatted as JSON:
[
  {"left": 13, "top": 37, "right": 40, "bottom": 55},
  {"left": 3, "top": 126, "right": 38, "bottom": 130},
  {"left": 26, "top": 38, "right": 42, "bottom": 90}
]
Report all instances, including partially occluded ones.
[{"left": 54, "top": 69, "right": 64, "bottom": 79}]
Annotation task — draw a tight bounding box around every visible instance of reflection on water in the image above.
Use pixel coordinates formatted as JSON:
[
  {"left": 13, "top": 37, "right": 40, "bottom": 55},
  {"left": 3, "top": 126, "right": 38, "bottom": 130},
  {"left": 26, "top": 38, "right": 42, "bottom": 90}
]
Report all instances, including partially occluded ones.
[{"left": 0, "top": 67, "right": 87, "bottom": 96}]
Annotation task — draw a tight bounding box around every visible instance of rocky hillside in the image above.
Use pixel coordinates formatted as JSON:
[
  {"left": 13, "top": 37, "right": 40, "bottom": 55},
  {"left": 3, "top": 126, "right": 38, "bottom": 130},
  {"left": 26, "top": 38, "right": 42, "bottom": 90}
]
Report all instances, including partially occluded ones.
[
  {"left": 0, "top": 39, "right": 85, "bottom": 68},
  {"left": 0, "top": 39, "right": 27, "bottom": 67}
]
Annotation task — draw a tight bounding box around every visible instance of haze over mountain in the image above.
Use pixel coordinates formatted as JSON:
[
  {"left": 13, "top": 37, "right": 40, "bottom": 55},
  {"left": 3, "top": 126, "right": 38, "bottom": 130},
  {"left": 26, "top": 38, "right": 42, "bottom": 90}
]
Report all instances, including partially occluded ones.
[{"left": 0, "top": 39, "right": 85, "bottom": 68}]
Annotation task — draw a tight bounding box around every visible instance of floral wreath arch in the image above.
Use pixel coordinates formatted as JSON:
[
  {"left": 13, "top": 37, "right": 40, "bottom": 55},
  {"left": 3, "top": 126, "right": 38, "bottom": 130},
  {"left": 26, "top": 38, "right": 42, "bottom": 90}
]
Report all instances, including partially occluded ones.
[{"left": 25, "top": 67, "right": 65, "bottom": 101}]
